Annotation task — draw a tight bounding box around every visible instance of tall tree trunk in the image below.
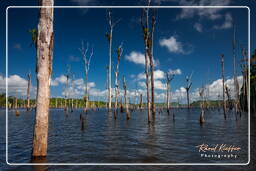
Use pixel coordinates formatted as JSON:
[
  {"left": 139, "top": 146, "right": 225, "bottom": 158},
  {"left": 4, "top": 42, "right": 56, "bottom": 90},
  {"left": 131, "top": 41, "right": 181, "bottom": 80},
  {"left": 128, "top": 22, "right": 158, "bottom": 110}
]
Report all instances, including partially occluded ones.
[
  {"left": 141, "top": 6, "right": 152, "bottom": 124},
  {"left": 114, "top": 45, "right": 122, "bottom": 119},
  {"left": 108, "top": 29, "right": 112, "bottom": 111},
  {"left": 27, "top": 72, "right": 32, "bottom": 111},
  {"left": 186, "top": 89, "right": 189, "bottom": 109},
  {"left": 232, "top": 25, "right": 240, "bottom": 115},
  {"left": 123, "top": 76, "right": 130, "bottom": 120},
  {"left": 166, "top": 82, "right": 170, "bottom": 114},
  {"left": 221, "top": 54, "right": 227, "bottom": 119},
  {"left": 139, "top": 94, "right": 143, "bottom": 110},
  {"left": 32, "top": 0, "right": 54, "bottom": 158},
  {"left": 149, "top": 12, "right": 156, "bottom": 116}
]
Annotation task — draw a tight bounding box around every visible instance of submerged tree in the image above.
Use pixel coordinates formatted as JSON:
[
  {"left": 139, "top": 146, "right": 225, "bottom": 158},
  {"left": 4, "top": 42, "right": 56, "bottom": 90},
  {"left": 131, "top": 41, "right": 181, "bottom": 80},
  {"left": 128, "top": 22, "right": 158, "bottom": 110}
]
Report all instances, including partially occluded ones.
[
  {"left": 64, "top": 65, "right": 71, "bottom": 112},
  {"left": 114, "top": 43, "right": 123, "bottom": 119},
  {"left": 165, "top": 71, "right": 174, "bottom": 115},
  {"left": 32, "top": 0, "right": 54, "bottom": 158},
  {"left": 199, "top": 85, "right": 206, "bottom": 124},
  {"left": 27, "top": 72, "right": 32, "bottom": 111},
  {"left": 232, "top": 25, "right": 240, "bottom": 115},
  {"left": 79, "top": 41, "right": 93, "bottom": 113},
  {"left": 221, "top": 54, "right": 227, "bottom": 119},
  {"left": 123, "top": 76, "right": 130, "bottom": 120},
  {"left": 106, "top": 10, "right": 120, "bottom": 111},
  {"left": 185, "top": 72, "right": 193, "bottom": 109},
  {"left": 240, "top": 47, "right": 249, "bottom": 111},
  {"left": 141, "top": 1, "right": 152, "bottom": 124}
]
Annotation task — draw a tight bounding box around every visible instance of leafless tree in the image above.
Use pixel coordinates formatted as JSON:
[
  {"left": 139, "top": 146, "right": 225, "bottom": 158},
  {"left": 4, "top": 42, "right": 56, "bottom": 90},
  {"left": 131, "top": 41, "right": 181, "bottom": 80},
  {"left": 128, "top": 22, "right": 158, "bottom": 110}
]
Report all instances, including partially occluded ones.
[
  {"left": 141, "top": 1, "right": 152, "bottom": 124},
  {"left": 114, "top": 43, "right": 123, "bottom": 119},
  {"left": 232, "top": 25, "right": 240, "bottom": 115},
  {"left": 79, "top": 41, "right": 93, "bottom": 113},
  {"left": 221, "top": 54, "right": 227, "bottom": 119},
  {"left": 185, "top": 72, "right": 193, "bottom": 109},
  {"left": 106, "top": 10, "right": 120, "bottom": 111},
  {"left": 199, "top": 86, "right": 205, "bottom": 124},
  {"left": 32, "top": 0, "right": 54, "bottom": 158},
  {"left": 123, "top": 76, "right": 130, "bottom": 120},
  {"left": 165, "top": 71, "right": 174, "bottom": 115}
]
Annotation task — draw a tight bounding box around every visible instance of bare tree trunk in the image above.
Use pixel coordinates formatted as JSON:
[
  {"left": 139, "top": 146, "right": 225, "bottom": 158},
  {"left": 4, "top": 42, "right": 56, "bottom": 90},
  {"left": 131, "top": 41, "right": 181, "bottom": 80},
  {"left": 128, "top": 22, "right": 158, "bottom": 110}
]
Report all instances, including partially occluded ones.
[
  {"left": 221, "top": 54, "right": 227, "bottom": 119},
  {"left": 27, "top": 72, "right": 32, "bottom": 111},
  {"left": 139, "top": 94, "right": 143, "bottom": 110},
  {"left": 149, "top": 10, "right": 156, "bottom": 116},
  {"left": 141, "top": 6, "right": 152, "bottom": 124},
  {"left": 114, "top": 44, "right": 122, "bottom": 119},
  {"left": 166, "top": 82, "right": 170, "bottom": 114},
  {"left": 123, "top": 76, "right": 130, "bottom": 120},
  {"left": 186, "top": 89, "right": 189, "bottom": 109},
  {"left": 32, "top": 0, "right": 54, "bottom": 158},
  {"left": 232, "top": 25, "right": 240, "bottom": 115},
  {"left": 64, "top": 75, "right": 68, "bottom": 112},
  {"left": 106, "top": 11, "right": 119, "bottom": 111},
  {"left": 55, "top": 98, "right": 57, "bottom": 108}
]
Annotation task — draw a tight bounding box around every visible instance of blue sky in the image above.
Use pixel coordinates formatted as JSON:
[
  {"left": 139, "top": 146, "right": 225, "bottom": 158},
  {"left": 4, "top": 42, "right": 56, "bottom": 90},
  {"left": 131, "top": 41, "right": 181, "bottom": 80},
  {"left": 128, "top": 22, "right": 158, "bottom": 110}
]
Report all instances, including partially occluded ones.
[{"left": 0, "top": 0, "right": 255, "bottom": 103}]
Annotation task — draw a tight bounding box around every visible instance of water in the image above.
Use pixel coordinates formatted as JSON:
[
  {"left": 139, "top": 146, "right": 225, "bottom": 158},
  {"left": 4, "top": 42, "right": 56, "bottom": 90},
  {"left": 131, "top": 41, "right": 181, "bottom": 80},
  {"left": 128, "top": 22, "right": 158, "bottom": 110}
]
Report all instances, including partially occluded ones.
[{"left": 0, "top": 108, "right": 255, "bottom": 170}]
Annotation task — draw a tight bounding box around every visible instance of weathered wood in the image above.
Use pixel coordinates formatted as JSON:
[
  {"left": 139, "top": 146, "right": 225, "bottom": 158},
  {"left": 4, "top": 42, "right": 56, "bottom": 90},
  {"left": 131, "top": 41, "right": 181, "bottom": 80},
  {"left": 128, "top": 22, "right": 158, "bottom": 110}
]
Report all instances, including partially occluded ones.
[
  {"left": 221, "top": 54, "right": 227, "bottom": 119},
  {"left": 106, "top": 10, "right": 119, "bottom": 111},
  {"left": 166, "top": 72, "right": 174, "bottom": 115},
  {"left": 185, "top": 73, "right": 192, "bottom": 109},
  {"left": 141, "top": 3, "right": 152, "bottom": 124},
  {"left": 114, "top": 43, "right": 122, "bottom": 119},
  {"left": 32, "top": 0, "right": 54, "bottom": 158},
  {"left": 80, "top": 41, "right": 93, "bottom": 113},
  {"left": 123, "top": 76, "right": 130, "bottom": 120}
]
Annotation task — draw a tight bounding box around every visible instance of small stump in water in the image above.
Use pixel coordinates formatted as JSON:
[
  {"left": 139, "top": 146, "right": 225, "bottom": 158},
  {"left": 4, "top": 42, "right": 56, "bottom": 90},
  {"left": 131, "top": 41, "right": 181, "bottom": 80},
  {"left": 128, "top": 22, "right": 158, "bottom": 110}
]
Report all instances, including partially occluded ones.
[
  {"left": 15, "top": 110, "right": 20, "bottom": 116},
  {"left": 80, "top": 114, "right": 85, "bottom": 131},
  {"left": 199, "top": 110, "right": 205, "bottom": 124}
]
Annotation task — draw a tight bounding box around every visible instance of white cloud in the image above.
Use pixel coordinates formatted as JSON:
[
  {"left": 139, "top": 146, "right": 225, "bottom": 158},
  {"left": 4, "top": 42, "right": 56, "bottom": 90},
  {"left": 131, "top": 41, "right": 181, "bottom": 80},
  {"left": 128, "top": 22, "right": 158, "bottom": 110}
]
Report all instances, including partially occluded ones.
[
  {"left": 194, "top": 22, "right": 203, "bottom": 32},
  {"left": 176, "top": 0, "right": 231, "bottom": 20},
  {"left": 138, "top": 80, "right": 166, "bottom": 90},
  {"left": 137, "top": 69, "right": 165, "bottom": 80},
  {"left": 0, "top": 74, "right": 36, "bottom": 97},
  {"left": 159, "top": 36, "right": 192, "bottom": 54},
  {"left": 213, "top": 13, "right": 233, "bottom": 30},
  {"left": 125, "top": 51, "right": 159, "bottom": 66}
]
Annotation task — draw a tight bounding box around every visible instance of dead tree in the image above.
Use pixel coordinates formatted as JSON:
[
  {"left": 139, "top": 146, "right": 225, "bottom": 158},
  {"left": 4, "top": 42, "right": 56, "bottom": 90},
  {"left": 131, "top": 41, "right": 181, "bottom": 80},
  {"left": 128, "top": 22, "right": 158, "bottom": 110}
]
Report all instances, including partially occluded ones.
[
  {"left": 123, "top": 76, "right": 130, "bottom": 120},
  {"left": 165, "top": 72, "right": 174, "bottom": 115},
  {"left": 232, "top": 25, "right": 240, "bottom": 115},
  {"left": 71, "top": 74, "right": 75, "bottom": 112},
  {"left": 225, "top": 85, "right": 233, "bottom": 110},
  {"left": 106, "top": 10, "right": 120, "bottom": 111},
  {"left": 141, "top": 2, "right": 152, "bottom": 124},
  {"left": 139, "top": 94, "right": 143, "bottom": 110},
  {"left": 221, "top": 54, "right": 227, "bottom": 119},
  {"left": 27, "top": 72, "right": 32, "bottom": 111},
  {"left": 64, "top": 67, "right": 70, "bottom": 112},
  {"left": 199, "top": 86, "right": 206, "bottom": 124},
  {"left": 79, "top": 41, "right": 93, "bottom": 113},
  {"left": 148, "top": 7, "right": 157, "bottom": 116},
  {"left": 32, "top": 0, "right": 54, "bottom": 158},
  {"left": 185, "top": 72, "right": 193, "bottom": 109},
  {"left": 240, "top": 47, "right": 248, "bottom": 111},
  {"left": 114, "top": 43, "right": 123, "bottom": 119}
]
